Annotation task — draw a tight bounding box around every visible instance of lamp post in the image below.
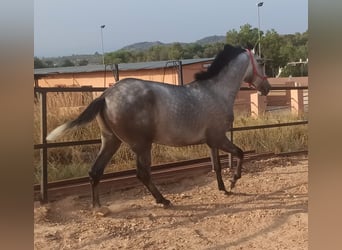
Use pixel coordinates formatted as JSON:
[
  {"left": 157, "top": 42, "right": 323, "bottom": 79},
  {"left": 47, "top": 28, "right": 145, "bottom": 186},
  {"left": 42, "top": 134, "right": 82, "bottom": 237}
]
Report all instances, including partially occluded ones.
[
  {"left": 100, "top": 25, "right": 105, "bottom": 65},
  {"left": 257, "top": 2, "right": 263, "bottom": 57}
]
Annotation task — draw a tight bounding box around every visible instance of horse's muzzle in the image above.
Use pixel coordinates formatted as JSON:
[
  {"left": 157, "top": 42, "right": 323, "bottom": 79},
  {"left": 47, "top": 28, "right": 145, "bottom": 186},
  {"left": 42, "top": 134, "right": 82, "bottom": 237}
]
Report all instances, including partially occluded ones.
[{"left": 258, "top": 80, "right": 271, "bottom": 96}]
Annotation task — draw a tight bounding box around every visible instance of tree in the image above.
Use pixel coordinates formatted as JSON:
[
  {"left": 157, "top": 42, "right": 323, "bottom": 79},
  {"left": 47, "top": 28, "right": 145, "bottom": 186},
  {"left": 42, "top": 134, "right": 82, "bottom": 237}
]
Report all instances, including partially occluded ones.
[
  {"left": 202, "top": 43, "right": 225, "bottom": 58},
  {"left": 45, "top": 60, "right": 54, "bottom": 68},
  {"left": 226, "top": 29, "right": 239, "bottom": 45},
  {"left": 60, "top": 59, "right": 75, "bottom": 67},
  {"left": 146, "top": 45, "right": 164, "bottom": 61},
  {"left": 134, "top": 51, "right": 146, "bottom": 62},
  {"left": 261, "top": 29, "right": 285, "bottom": 76},
  {"left": 226, "top": 24, "right": 261, "bottom": 49},
  {"left": 224, "top": 24, "right": 309, "bottom": 77},
  {"left": 34, "top": 57, "right": 46, "bottom": 68},
  {"left": 238, "top": 24, "right": 260, "bottom": 49},
  {"left": 78, "top": 59, "right": 89, "bottom": 66},
  {"left": 168, "top": 43, "right": 184, "bottom": 60},
  {"left": 183, "top": 43, "right": 204, "bottom": 59}
]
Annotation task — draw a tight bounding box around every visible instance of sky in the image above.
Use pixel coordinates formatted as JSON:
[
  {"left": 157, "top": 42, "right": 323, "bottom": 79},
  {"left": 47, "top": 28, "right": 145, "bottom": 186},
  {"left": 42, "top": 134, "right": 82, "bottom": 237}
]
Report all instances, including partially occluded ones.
[{"left": 34, "top": 0, "right": 308, "bottom": 58}]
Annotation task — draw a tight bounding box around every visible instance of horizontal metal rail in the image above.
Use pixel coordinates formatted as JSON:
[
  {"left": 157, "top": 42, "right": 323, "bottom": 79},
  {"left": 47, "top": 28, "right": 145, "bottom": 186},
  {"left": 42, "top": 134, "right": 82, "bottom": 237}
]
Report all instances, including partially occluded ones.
[
  {"left": 241, "top": 86, "right": 308, "bottom": 91},
  {"left": 34, "top": 87, "right": 107, "bottom": 93},
  {"left": 231, "top": 120, "right": 308, "bottom": 132},
  {"left": 34, "top": 139, "right": 101, "bottom": 150}
]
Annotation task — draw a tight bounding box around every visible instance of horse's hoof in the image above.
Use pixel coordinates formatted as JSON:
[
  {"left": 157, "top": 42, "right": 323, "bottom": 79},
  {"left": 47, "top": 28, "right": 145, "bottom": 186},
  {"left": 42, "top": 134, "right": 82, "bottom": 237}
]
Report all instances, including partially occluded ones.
[
  {"left": 92, "top": 201, "right": 102, "bottom": 208},
  {"left": 162, "top": 199, "right": 172, "bottom": 208},
  {"left": 224, "top": 190, "right": 233, "bottom": 195},
  {"left": 219, "top": 189, "right": 232, "bottom": 196},
  {"left": 92, "top": 204, "right": 101, "bottom": 209},
  {"left": 93, "top": 206, "right": 111, "bottom": 217}
]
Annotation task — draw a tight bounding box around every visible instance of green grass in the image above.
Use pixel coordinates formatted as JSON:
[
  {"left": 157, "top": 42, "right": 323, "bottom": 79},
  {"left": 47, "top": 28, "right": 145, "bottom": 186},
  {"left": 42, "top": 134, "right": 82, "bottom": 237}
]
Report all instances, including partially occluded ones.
[{"left": 34, "top": 93, "right": 308, "bottom": 184}]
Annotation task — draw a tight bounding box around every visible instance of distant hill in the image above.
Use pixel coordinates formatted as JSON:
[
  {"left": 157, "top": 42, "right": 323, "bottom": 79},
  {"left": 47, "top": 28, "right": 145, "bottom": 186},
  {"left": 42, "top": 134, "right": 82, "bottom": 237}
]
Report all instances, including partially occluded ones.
[
  {"left": 36, "top": 34, "right": 226, "bottom": 66},
  {"left": 195, "top": 35, "right": 226, "bottom": 45},
  {"left": 120, "top": 41, "right": 164, "bottom": 51},
  {"left": 118, "top": 35, "right": 226, "bottom": 52}
]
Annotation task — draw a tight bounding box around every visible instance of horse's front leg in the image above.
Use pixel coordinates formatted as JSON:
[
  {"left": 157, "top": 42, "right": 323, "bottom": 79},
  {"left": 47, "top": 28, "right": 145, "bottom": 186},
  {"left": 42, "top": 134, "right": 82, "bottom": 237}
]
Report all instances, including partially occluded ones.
[
  {"left": 89, "top": 178, "right": 101, "bottom": 207},
  {"left": 218, "top": 137, "right": 244, "bottom": 190},
  {"left": 134, "top": 145, "right": 171, "bottom": 207},
  {"left": 209, "top": 147, "right": 230, "bottom": 194}
]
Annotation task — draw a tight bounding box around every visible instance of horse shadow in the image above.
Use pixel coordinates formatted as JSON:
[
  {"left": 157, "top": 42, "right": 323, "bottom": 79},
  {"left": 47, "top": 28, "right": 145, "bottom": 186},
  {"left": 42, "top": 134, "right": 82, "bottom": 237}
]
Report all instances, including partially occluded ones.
[{"left": 106, "top": 181, "right": 307, "bottom": 219}]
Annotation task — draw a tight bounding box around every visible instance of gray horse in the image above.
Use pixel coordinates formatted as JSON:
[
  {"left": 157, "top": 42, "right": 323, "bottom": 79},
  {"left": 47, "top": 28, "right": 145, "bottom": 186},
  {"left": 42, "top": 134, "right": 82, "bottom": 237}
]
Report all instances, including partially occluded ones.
[{"left": 47, "top": 44, "right": 271, "bottom": 208}]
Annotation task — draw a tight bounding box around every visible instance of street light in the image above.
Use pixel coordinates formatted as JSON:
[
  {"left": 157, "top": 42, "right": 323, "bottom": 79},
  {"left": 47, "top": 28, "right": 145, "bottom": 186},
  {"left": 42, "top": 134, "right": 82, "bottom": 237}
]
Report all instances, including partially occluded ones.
[
  {"left": 257, "top": 2, "right": 263, "bottom": 57},
  {"left": 100, "top": 25, "right": 105, "bottom": 65}
]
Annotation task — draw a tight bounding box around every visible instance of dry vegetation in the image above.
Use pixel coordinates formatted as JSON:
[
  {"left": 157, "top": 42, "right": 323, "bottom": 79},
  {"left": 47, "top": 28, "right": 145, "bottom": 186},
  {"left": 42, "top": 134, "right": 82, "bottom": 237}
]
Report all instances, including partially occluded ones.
[{"left": 33, "top": 91, "right": 308, "bottom": 184}]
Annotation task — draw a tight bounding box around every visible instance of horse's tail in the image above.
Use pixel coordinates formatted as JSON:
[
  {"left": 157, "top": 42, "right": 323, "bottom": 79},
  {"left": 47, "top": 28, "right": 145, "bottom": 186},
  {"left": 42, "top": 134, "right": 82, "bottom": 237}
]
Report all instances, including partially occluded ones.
[{"left": 46, "top": 96, "right": 106, "bottom": 141}]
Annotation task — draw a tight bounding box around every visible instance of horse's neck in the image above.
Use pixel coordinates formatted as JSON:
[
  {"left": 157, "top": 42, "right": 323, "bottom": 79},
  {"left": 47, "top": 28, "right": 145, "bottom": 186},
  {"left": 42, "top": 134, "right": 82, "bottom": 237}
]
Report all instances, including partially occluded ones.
[{"left": 211, "top": 58, "right": 249, "bottom": 106}]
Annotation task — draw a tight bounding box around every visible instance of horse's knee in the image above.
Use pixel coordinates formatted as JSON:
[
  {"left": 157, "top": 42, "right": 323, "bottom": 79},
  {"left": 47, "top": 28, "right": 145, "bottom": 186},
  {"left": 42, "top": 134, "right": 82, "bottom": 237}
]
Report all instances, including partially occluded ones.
[
  {"left": 136, "top": 168, "right": 151, "bottom": 184},
  {"left": 235, "top": 147, "right": 244, "bottom": 160},
  {"left": 136, "top": 150, "right": 152, "bottom": 183},
  {"left": 89, "top": 170, "right": 103, "bottom": 185}
]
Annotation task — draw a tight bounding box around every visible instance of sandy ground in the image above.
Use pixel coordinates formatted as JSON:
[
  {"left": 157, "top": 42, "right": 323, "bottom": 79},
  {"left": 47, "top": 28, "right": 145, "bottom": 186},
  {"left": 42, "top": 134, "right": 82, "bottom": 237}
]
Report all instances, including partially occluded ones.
[{"left": 34, "top": 155, "right": 308, "bottom": 250}]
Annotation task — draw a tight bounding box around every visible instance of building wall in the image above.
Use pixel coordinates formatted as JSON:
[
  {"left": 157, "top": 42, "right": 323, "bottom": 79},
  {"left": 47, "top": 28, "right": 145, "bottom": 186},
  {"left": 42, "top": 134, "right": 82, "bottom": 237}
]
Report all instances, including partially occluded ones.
[
  {"left": 35, "top": 61, "right": 211, "bottom": 88},
  {"left": 36, "top": 72, "right": 109, "bottom": 87}
]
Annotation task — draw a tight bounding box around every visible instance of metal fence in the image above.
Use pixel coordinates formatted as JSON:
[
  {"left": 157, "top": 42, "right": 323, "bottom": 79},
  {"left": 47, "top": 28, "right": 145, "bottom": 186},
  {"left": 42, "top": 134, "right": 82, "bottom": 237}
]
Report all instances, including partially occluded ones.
[{"left": 34, "top": 85, "right": 308, "bottom": 202}]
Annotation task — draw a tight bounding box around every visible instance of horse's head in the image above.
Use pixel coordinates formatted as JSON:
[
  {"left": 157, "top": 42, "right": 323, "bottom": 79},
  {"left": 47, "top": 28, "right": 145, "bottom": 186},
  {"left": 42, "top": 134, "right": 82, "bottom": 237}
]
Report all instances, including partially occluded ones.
[{"left": 243, "top": 49, "right": 271, "bottom": 96}]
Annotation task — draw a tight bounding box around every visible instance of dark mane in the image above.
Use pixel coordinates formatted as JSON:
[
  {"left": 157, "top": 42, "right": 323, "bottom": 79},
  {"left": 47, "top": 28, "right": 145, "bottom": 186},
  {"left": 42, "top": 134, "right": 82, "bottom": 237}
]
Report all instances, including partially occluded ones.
[{"left": 194, "top": 44, "right": 245, "bottom": 81}]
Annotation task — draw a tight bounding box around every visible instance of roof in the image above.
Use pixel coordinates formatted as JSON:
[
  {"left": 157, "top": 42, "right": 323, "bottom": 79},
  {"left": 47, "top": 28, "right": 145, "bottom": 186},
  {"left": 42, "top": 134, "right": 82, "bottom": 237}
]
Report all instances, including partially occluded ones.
[{"left": 34, "top": 58, "right": 213, "bottom": 76}]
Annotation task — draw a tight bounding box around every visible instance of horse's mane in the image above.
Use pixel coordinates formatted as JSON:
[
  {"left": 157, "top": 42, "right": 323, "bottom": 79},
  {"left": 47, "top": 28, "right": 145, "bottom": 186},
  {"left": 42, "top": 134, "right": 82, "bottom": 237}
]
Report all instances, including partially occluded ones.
[{"left": 194, "top": 44, "right": 246, "bottom": 81}]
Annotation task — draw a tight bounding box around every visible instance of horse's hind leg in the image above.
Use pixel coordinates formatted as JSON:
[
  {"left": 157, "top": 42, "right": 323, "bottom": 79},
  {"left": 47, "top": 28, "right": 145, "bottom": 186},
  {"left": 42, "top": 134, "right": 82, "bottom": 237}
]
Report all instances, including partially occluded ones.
[
  {"left": 133, "top": 144, "right": 171, "bottom": 207},
  {"left": 89, "top": 132, "right": 121, "bottom": 208}
]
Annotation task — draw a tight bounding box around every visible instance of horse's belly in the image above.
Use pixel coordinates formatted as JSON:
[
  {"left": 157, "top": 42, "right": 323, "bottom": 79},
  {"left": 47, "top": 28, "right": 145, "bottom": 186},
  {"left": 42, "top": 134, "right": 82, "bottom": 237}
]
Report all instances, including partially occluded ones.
[{"left": 154, "top": 127, "right": 206, "bottom": 146}]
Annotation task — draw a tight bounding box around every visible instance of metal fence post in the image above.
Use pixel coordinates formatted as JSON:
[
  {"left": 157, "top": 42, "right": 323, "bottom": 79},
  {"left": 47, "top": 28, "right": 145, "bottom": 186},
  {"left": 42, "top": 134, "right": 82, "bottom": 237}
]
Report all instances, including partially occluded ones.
[
  {"left": 39, "top": 90, "right": 48, "bottom": 202},
  {"left": 178, "top": 60, "right": 183, "bottom": 86}
]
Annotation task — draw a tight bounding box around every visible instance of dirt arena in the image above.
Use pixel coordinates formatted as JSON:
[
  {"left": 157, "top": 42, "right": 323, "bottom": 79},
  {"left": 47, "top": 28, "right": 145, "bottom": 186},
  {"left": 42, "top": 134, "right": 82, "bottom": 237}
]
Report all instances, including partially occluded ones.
[{"left": 34, "top": 155, "right": 308, "bottom": 249}]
